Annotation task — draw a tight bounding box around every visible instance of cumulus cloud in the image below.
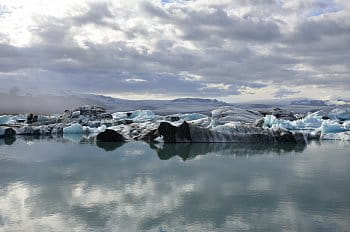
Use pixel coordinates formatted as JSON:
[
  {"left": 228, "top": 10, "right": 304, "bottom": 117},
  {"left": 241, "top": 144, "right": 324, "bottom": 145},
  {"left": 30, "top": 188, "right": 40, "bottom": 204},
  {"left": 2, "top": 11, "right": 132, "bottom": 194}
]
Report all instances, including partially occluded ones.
[{"left": 0, "top": 0, "right": 349, "bottom": 100}]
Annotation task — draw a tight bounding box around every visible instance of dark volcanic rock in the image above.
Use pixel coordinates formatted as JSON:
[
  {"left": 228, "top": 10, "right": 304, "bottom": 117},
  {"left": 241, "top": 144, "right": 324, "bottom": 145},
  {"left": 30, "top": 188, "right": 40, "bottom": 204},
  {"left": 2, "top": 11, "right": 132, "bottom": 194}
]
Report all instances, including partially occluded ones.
[{"left": 96, "top": 129, "right": 125, "bottom": 142}]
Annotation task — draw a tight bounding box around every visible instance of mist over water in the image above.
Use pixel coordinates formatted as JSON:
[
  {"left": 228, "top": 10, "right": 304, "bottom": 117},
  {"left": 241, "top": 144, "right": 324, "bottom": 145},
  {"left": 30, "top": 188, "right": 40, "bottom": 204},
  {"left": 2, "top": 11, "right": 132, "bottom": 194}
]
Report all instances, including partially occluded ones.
[{"left": 0, "top": 138, "right": 349, "bottom": 231}]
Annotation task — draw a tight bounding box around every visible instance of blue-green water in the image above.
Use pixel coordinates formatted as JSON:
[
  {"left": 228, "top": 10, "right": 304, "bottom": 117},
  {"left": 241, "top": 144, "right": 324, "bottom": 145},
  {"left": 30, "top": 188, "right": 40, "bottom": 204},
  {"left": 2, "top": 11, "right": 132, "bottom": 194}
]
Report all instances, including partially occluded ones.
[{"left": 0, "top": 137, "right": 349, "bottom": 232}]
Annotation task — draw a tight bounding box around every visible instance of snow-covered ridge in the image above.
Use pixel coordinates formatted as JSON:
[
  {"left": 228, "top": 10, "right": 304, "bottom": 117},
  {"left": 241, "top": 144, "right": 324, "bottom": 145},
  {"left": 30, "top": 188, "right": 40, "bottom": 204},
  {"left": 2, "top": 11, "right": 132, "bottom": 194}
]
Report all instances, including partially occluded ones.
[{"left": 1, "top": 105, "right": 350, "bottom": 142}]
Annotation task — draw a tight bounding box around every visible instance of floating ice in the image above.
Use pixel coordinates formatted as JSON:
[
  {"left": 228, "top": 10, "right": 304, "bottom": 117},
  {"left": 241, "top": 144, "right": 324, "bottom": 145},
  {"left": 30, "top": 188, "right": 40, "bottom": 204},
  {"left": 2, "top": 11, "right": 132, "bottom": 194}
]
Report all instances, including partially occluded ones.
[
  {"left": 63, "top": 123, "right": 87, "bottom": 134},
  {"left": 263, "top": 112, "right": 323, "bottom": 130},
  {"left": 329, "top": 108, "right": 350, "bottom": 121},
  {"left": 0, "top": 115, "right": 11, "bottom": 125},
  {"left": 178, "top": 113, "right": 207, "bottom": 121},
  {"left": 321, "top": 132, "right": 350, "bottom": 141},
  {"left": 343, "top": 121, "right": 350, "bottom": 130},
  {"left": 71, "top": 111, "right": 81, "bottom": 118},
  {"left": 212, "top": 106, "right": 262, "bottom": 124},
  {"left": 320, "top": 120, "right": 347, "bottom": 134},
  {"left": 87, "top": 125, "right": 107, "bottom": 134},
  {"left": 130, "top": 110, "right": 160, "bottom": 122},
  {"left": 113, "top": 110, "right": 161, "bottom": 123},
  {"left": 112, "top": 112, "right": 129, "bottom": 121}
]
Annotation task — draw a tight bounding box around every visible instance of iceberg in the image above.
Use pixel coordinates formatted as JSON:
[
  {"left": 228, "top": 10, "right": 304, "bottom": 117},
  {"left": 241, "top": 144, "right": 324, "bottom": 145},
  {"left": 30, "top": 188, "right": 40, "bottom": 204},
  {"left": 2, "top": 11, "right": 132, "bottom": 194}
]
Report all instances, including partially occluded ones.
[
  {"left": 130, "top": 110, "right": 161, "bottom": 122},
  {"left": 141, "top": 121, "right": 306, "bottom": 144},
  {"left": 321, "top": 132, "right": 350, "bottom": 141},
  {"left": 87, "top": 125, "right": 107, "bottom": 134},
  {"left": 320, "top": 120, "right": 347, "bottom": 134},
  {"left": 212, "top": 106, "right": 263, "bottom": 124},
  {"left": 263, "top": 112, "right": 323, "bottom": 131},
  {"left": 0, "top": 115, "right": 11, "bottom": 125},
  {"left": 343, "top": 121, "right": 350, "bottom": 130},
  {"left": 329, "top": 108, "right": 350, "bottom": 121},
  {"left": 113, "top": 110, "right": 161, "bottom": 123},
  {"left": 63, "top": 123, "right": 87, "bottom": 134},
  {"left": 178, "top": 113, "right": 207, "bottom": 121},
  {"left": 4, "top": 104, "right": 350, "bottom": 144}
]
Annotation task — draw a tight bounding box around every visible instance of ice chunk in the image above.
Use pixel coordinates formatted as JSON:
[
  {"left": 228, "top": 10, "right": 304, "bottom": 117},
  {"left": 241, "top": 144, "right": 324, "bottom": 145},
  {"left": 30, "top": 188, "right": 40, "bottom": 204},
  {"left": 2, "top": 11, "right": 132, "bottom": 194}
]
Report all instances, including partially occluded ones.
[
  {"left": 179, "top": 113, "right": 207, "bottom": 121},
  {"left": 63, "top": 123, "right": 86, "bottom": 134},
  {"left": 187, "top": 117, "right": 212, "bottom": 128},
  {"left": 71, "top": 111, "right": 81, "bottom": 118},
  {"left": 0, "top": 115, "right": 11, "bottom": 125},
  {"left": 343, "top": 121, "right": 350, "bottom": 130},
  {"left": 212, "top": 106, "right": 263, "bottom": 124},
  {"left": 113, "top": 110, "right": 161, "bottom": 123},
  {"left": 130, "top": 110, "right": 161, "bottom": 122},
  {"left": 263, "top": 112, "right": 323, "bottom": 130},
  {"left": 112, "top": 112, "right": 129, "bottom": 120},
  {"left": 154, "top": 136, "right": 164, "bottom": 143},
  {"left": 329, "top": 108, "right": 350, "bottom": 120},
  {"left": 320, "top": 120, "right": 347, "bottom": 134},
  {"left": 321, "top": 132, "right": 350, "bottom": 141},
  {"left": 87, "top": 125, "right": 107, "bottom": 134}
]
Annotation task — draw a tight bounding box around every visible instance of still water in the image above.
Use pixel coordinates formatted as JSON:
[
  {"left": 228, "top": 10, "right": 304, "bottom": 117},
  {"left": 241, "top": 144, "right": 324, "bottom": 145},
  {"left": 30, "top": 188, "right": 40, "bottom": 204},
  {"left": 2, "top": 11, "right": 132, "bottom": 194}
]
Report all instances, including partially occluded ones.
[{"left": 0, "top": 137, "right": 349, "bottom": 232}]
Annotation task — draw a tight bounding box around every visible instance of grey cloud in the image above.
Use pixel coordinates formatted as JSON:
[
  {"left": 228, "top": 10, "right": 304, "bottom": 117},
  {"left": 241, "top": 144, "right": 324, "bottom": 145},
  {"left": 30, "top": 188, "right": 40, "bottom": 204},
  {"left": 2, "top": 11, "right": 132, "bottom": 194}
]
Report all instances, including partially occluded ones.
[
  {"left": 0, "top": 0, "right": 349, "bottom": 99},
  {"left": 71, "top": 2, "right": 116, "bottom": 27}
]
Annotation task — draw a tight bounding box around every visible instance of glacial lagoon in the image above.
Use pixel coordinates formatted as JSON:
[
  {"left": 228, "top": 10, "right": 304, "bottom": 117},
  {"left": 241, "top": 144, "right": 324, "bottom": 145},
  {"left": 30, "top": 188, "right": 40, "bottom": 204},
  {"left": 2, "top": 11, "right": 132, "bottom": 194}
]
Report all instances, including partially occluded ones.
[{"left": 0, "top": 138, "right": 349, "bottom": 231}]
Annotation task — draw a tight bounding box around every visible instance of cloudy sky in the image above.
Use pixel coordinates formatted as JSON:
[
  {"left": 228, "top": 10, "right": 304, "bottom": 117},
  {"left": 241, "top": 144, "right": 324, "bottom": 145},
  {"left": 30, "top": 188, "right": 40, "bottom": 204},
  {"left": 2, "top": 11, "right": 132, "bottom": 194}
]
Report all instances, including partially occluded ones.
[{"left": 0, "top": 0, "right": 349, "bottom": 102}]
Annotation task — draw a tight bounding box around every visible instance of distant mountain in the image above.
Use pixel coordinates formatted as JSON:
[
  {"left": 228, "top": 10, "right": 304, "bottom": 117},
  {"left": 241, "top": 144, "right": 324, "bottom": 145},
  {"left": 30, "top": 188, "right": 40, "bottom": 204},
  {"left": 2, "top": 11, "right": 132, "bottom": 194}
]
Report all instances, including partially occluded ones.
[
  {"left": 0, "top": 92, "right": 229, "bottom": 115},
  {"left": 290, "top": 99, "right": 327, "bottom": 106},
  {"left": 170, "top": 98, "right": 226, "bottom": 105}
]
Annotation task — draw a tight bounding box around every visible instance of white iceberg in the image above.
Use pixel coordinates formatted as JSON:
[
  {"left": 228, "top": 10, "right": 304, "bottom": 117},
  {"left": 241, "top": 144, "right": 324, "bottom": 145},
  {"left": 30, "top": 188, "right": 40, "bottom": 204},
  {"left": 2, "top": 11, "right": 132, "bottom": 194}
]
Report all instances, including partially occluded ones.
[
  {"left": 263, "top": 112, "right": 323, "bottom": 131},
  {"left": 320, "top": 120, "right": 347, "bottom": 134},
  {"left": 343, "top": 121, "right": 350, "bottom": 130},
  {"left": 87, "top": 125, "right": 107, "bottom": 134},
  {"left": 63, "top": 123, "right": 87, "bottom": 134},
  {"left": 112, "top": 112, "right": 129, "bottom": 121}
]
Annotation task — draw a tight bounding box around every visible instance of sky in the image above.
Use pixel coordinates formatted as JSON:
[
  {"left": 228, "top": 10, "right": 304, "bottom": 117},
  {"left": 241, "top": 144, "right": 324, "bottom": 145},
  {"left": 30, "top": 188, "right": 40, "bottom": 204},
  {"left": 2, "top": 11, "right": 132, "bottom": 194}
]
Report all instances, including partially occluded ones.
[{"left": 0, "top": 0, "right": 349, "bottom": 102}]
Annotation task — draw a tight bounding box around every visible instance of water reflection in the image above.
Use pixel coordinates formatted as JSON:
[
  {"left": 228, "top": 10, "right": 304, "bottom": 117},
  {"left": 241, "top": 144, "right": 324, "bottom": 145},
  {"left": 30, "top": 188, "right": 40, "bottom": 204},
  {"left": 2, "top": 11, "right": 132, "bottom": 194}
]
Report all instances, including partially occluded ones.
[
  {"left": 0, "top": 137, "right": 16, "bottom": 145},
  {"left": 150, "top": 142, "right": 307, "bottom": 161},
  {"left": 95, "top": 141, "right": 125, "bottom": 152},
  {"left": 0, "top": 138, "right": 349, "bottom": 231}
]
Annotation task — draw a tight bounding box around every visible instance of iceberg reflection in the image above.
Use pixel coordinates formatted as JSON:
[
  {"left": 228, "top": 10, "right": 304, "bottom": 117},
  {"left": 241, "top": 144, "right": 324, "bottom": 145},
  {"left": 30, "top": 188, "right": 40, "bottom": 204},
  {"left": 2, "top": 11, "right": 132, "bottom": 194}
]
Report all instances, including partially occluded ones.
[{"left": 150, "top": 142, "right": 307, "bottom": 161}]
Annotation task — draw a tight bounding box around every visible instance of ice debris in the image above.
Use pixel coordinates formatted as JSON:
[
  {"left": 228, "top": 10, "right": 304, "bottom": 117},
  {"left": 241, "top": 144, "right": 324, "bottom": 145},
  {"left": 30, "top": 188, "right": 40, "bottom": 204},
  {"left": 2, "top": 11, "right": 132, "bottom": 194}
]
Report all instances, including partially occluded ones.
[{"left": 0, "top": 115, "right": 11, "bottom": 125}]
